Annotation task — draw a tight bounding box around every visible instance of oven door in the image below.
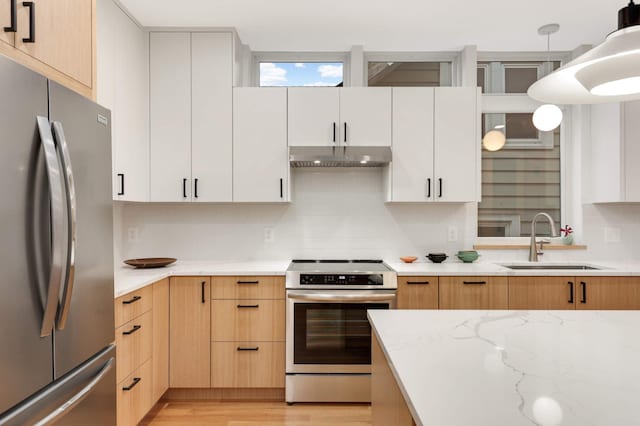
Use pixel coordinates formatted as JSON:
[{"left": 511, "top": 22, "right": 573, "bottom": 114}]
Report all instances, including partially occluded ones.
[{"left": 286, "top": 289, "right": 396, "bottom": 374}]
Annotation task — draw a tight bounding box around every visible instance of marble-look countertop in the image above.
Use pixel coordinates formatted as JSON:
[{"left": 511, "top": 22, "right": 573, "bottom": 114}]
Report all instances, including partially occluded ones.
[{"left": 369, "top": 310, "right": 640, "bottom": 426}]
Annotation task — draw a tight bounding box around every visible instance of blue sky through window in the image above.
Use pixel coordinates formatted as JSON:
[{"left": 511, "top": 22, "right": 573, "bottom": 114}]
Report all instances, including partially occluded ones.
[{"left": 259, "top": 62, "right": 343, "bottom": 87}]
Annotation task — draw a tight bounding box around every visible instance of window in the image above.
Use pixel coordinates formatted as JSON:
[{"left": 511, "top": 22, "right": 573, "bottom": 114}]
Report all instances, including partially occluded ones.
[
  {"left": 367, "top": 61, "right": 452, "bottom": 87},
  {"left": 482, "top": 113, "right": 553, "bottom": 149},
  {"left": 259, "top": 62, "right": 344, "bottom": 87},
  {"left": 478, "top": 61, "right": 560, "bottom": 94}
]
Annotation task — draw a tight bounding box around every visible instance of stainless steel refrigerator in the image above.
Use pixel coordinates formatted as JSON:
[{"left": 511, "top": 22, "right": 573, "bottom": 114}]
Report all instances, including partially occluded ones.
[{"left": 0, "top": 55, "right": 116, "bottom": 425}]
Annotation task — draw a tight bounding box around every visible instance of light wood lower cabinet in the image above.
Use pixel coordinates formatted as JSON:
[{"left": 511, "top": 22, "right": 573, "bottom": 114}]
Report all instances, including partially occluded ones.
[
  {"left": 576, "top": 277, "right": 640, "bottom": 310},
  {"left": 152, "top": 279, "right": 169, "bottom": 402},
  {"left": 211, "top": 299, "right": 285, "bottom": 342},
  {"left": 211, "top": 342, "right": 285, "bottom": 388},
  {"left": 508, "top": 276, "right": 575, "bottom": 310},
  {"left": 439, "top": 276, "right": 508, "bottom": 309},
  {"left": 114, "top": 285, "right": 153, "bottom": 329},
  {"left": 117, "top": 359, "right": 152, "bottom": 426},
  {"left": 210, "top": 276, "right": 285, "bottom": 299},
  {"left": 170, "top": 277, "right": 211, "bottom": 388},
  {"left": 115, "top": 310, "right": 152, "bottom": 384},
  {"left": 397, "top": 276, "right": 438, "bottom": 309}
]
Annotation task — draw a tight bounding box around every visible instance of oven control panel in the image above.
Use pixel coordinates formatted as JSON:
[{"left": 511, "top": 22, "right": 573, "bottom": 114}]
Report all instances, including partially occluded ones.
[{"left": 300, "top": 274, "right": 384, "bottom": 286}]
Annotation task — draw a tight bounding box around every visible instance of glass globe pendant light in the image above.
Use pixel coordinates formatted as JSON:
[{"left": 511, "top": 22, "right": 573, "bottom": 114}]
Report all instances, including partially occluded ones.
[
  {"left": 482, "top": 129, "right": 506, "bottom": 151},
  {"left": 532, "top": 24, "right": 563, "bottom": 132}
]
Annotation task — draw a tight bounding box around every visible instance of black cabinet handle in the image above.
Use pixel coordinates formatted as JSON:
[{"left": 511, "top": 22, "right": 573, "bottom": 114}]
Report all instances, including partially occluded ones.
[
  {"left": 343, "top": 122, "right": 347, "bottom": 143},
  {"left": 122, "top": 377, "right": 141, "bottom": 391},
  {"left": 406, "top": 281, "right": 430, "bottom": 285},
  {"left": 332, "top": 122, "right": 336, "bottom": 143},
  {"left": 568, "top": 281, "right": 574, "bottom": 304},
  {"left": 280, "top": 178, "right": 283, "bottom": 199},
  {"left": 22, "top": 1, "right": 34, "bottom": 43},
  {"left": 580, "top": 281, "right": 587, "bottom": 304},
  {"left": 182, "top": 178, "right": 187, "bottom": 198},
  {"left": 237, "top": 304, "right": 259, "bottom": 308},
  {"left": 122, "top": 325, "right": 141, "bottom": 335},
  {"left": 201, "top": 281, "right": 205, "bottom": 304},
  {"left": 463, "top": 281, "right": 486, "bottom": 285},
  {"left": 122, "top": 295, "right": 141, "bottom": 305},
  {"left": 427, "top": 178, "right": 431, "bottom": 198},
  {"left": 117, "top": 173, "right": 124, "bottom": 196},
  {"left": 237, "top": 346, "right": 259, "bottom": 351},
  {"left": 4, "top": 0, "right": 16, "bottom": 32},
  {"left": 194, "top": 178, "right": 198, "bottom": 199},
  {"left": 438, "top": 178, "right": 443, "bottom": 198},
  {"left": 237, "top": 280, "right": 259, "bottom": 284}
]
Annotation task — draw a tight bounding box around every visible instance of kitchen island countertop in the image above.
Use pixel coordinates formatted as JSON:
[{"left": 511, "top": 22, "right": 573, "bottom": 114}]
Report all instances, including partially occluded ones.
[{"left": 368, "top": 309, "right": 640, "bottom": 426}]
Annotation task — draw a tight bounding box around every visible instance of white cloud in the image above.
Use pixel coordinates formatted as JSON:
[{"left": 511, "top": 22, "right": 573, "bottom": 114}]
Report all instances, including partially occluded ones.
[
  {"left": 260, "top": 62, "right": 287, "bottom": 86},
  {"left": 317, "top": 64, "right": 343, "bottom": 78},
  {"left": 303, "top": 81, "right": 339, "bottom": 87},
  {"left": 294, "top": 63, "right": 305, "bottom": 68}
]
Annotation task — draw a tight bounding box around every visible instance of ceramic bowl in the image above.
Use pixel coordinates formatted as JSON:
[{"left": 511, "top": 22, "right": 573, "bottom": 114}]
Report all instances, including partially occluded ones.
[
  {"left": 456, "top": 251, "right": 479, "bottom": 263},
  {"left": 400, "top": 256, "right": 418, "bottom": 263},
  {"left": 426, "top": 253, "right": 448, "bottom": 263}
]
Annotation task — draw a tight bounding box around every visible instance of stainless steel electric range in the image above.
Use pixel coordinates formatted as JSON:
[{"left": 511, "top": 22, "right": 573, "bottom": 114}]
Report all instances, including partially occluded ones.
[{"left": 285, "top": 259, "right": 397, "bottom": 403}]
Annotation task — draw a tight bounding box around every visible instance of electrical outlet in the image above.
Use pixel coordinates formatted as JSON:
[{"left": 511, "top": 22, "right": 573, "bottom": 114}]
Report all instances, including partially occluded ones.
[
  {"left": 447, "top": 226, "right": 458, "bottom": 242},
  {"left": 127, "top": 227, "right": 139, "bottom": 243},
  {"left": 604, "top": 227, "right": 621, "bottom": 243},
  {"left": 264, "top": 227, "right": 275, "bottom": 243}
]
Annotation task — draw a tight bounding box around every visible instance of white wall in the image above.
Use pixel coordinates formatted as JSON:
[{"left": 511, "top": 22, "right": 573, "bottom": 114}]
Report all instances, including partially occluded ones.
[{"left": 117, "top": 168, "right": 476, "bottom": 261}]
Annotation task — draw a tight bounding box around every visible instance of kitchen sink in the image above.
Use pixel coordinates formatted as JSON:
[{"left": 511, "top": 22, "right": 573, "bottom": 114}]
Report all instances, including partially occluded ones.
[{"left": 500, "top": 264, "right": 601, "bottom": 270}]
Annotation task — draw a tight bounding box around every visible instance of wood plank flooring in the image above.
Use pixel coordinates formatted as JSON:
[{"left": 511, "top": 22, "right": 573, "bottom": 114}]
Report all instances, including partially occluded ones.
[{"left": 140, "top": 401, "right": 372, "bottom": 426}]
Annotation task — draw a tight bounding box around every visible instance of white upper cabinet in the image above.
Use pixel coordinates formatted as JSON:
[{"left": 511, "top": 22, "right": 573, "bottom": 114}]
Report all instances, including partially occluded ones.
[
  {"left": 97, "top": 0, "right": 149, "bottom": 202},
  {"left": 339, "top": 88, "right": 391, "bottom": 147},
  {"left": 149, "top": 31, "right": 233, "bottom": 202},
  {"left": 233, "top": 88, "right": 289, "bottom": 202},
  {"left": 287, "top": 87, "right": 391, "bottom": 147},
  {"left": 590, "top": 101, "right": 640, "bottom": 203},
  {"left": 387, "top": 87, "right": 480, "bottom": 203}
]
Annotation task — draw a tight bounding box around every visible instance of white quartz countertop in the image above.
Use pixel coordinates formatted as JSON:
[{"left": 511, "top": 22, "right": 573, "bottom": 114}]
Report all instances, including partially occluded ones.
[
  {"left": 114, "top": 260, "right": 290, "bottom": 297},
  {"left": 368, "top": 309, "right": 640, "bottom": 426}
]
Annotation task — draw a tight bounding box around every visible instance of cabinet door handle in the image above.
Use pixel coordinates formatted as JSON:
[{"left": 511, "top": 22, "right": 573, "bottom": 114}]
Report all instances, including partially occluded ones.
[
  {"left": 122, "top": 325, "right": 141, "bottom": 336},
  {"left": 426, "top": 178, "right": 431, "bottom": 198},
  {"left": 22, "top": 1, "right": 34, "bottom": 43},
  {"left": 182, "top": 178, "right": 187, "bottom": 198},
  {"left": 568, "top": 281, "right": 574, "bottom": 304},
  {"left": 237, "top": 304, "right": 259, "bottom": 308},
  {"left": 122, "top": 377, "right": 141, "bottom": 391},
  {"left": 122, "top": 295, "right": 141, "bottom": 305},
  {"left": 4, "top": 0, "right": 16, "bottom": 32},
  {"left": 580, "top": 281, "right": 587, "bottom": 304},
  {"left": 438, "top": 178, "right": 443, "bottom": 198},
  {"left": 343, "top": 122, "right": 347, "bottom": 143},
  {"left": 237, "top": 280, "right": 259, "bottom": 285},
  {"left": 117, "top": 173, "right": 124, "bottom": 196},
  {"left": 201, "top": 281, "right": 206, "bottom": 304},
  {"left": 463, "top": 281, "right": 486, "bottom": 285},
  {"left": 332, "top": 122, "right": 336, "bottom": 143},
  {"left": 194, "top": 178, "right": 198, "bottom": 199},
  {"left": 406, "top": 281, "right": 430, "bottom": 285},
  {"left": 280, "top": 178, "right": 284, "bottom": 199},
  {"left": 237, "top": 346, "right": 259, "bottom": 351}
]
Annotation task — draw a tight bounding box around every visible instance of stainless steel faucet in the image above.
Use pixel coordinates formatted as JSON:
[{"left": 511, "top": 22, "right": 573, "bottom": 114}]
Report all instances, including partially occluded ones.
[{"left": 529, "top": 212, "right": 559, "bottom": 262}]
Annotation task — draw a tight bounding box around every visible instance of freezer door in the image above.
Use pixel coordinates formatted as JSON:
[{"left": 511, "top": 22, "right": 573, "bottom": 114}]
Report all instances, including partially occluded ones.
[
  {"left": 48, "top": 81, "right": 115, "bottom": 378},
  {"left": 0, "top": 56, "right": 55, "bottom": 414},
  {"left": 0, "top": 345, "right": 116, "bottom": 426}
]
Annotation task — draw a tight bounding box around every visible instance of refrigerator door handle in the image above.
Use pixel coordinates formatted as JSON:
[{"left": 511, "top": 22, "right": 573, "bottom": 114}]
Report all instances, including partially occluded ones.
[
  {"left": 52, "top": 121, "right": 77, "bottom": 330},
  {"left": 36, "top": 116, "right": 65, "bottom": 337},
  {"left": 34, "top": 357, "right": 114, "bottom": 426}
]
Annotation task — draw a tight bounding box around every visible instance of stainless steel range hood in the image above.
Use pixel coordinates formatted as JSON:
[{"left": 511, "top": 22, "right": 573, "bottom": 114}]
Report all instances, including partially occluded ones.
[{"left": 289, "top": 146, "right": 392, "bottom": 167}]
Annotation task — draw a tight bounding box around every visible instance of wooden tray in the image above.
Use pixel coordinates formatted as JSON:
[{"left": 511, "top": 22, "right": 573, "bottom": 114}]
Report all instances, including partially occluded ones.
[{"left": 124, "top": 257, "right": 176, "bottom": 269}]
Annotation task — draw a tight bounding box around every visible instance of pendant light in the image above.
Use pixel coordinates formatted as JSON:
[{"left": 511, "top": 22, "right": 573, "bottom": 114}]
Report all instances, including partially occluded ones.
[
  {"left": 532, "top": 24, "right": 563, "bottom": 132},
  {"left": 482, "top": 129, "right": 506, "bottom": 151},
  {"left": 529, "top": 1, "right": 640, "bottom": 104}
]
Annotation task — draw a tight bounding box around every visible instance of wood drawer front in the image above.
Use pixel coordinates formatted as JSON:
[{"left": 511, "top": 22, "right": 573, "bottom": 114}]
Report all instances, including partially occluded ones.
[
  {"left": 397, "top": 276, "right": 439, "bottom": 309},
  {"left": 117, "top": 359, "right": 153, "bottom": 426},
  {"left": 210, "top": 276, "right": 285, "bottom": 299},
  {"left": 115, "top": 311, "right": 152, "bottom": 383},
  {"left": 439, "top": 276, "right": 508, "bottom": 310},
  {"left": 114, "top": 285, "right": 153, "bottom": 328},
  {"left": 211, "top": 299, "right": 285, "bottom": 342},
  {"left": 211, "top": 342, "right": 285, "bottom": 388}
]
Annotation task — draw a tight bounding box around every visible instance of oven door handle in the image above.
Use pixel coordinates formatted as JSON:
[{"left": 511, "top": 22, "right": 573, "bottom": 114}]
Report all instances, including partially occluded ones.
[{"left": 287, "top": 293, "right": 396, "bottom": 303}]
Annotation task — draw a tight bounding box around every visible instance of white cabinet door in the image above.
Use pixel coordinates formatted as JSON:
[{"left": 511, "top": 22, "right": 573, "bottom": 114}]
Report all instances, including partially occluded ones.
[
  {"left": 433, "top": 87, "right": 479, "bottom": 202},
  {"left": 288, "top": 88, "right": 340, "bottom": 147},
  {"left": 150, "top": 32, "right": 192, "bottom": 202},
  {"left": 233, "top": 88, "right": 289, "bottom": 202},
  {"left": 623, "top": 101, "right": 640, "bottom": 202},
  {"left": 590, "top": 103, "right": 623, "bottom": 203},
  {"left": 339, "top": 88, "right": 391, "bottom": 147},
  {"left": 390, "top": 88, "right": 435, "bottom": 202},
  {"left": 191, "top": 33, "right": 233, "bottom": 202}
]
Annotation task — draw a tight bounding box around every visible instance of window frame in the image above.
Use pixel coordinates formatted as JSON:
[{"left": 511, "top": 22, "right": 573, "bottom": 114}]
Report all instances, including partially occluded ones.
[
  {"left": 365, "top": 51, "right": 458, "bottom": 87},
  {"left": 252, "top": 52, "right": 350, "bottom": 87}
]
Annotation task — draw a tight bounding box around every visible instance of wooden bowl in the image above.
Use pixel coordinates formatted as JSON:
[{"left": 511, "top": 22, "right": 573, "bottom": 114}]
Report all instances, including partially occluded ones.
[
  {"left": 400, "top": 256, "right": 418, "bottom": 263},
  {"left": 124, "top": 257, "right": 177, "bottom": 269}
]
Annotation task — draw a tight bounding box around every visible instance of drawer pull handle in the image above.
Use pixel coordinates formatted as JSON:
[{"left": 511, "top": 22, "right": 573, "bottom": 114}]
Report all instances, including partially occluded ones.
[
  {"left": 568, "top": 281, "right": 574, "bottom": 304},
  {"left": 237, "top": 346, "right": 259, "bottom": 351},
  {"left": 122, "top": 377, "right": 141, "bottom": 391},
  {"left": 237, "top": 304, "right": 259, "bottom": 308},
  {"left": 580, "top": 281, "right": 587, "bottom": 304},
  {"left": 122, "top": 325, "right": 141, "bottom": 335},
  {"left": 462, "top": 281, "right": 486, "bottom": 285},
  {"left": 406, "top": 281, "right": 429, "bottom": 285},
  {"left": 122, "top": 295, "right": 141, "bottom": 305},
  {"left": 237, "top": 280, "right": 259, "bottom": 284},
  {"left": 22, "top": 1, "right": 34, "bottom": 43}
]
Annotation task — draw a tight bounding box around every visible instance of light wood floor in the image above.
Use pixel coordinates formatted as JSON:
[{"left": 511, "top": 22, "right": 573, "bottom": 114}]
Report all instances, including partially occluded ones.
[{"left": 140, "top": 401, "right": 372, "bottom": 426}]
